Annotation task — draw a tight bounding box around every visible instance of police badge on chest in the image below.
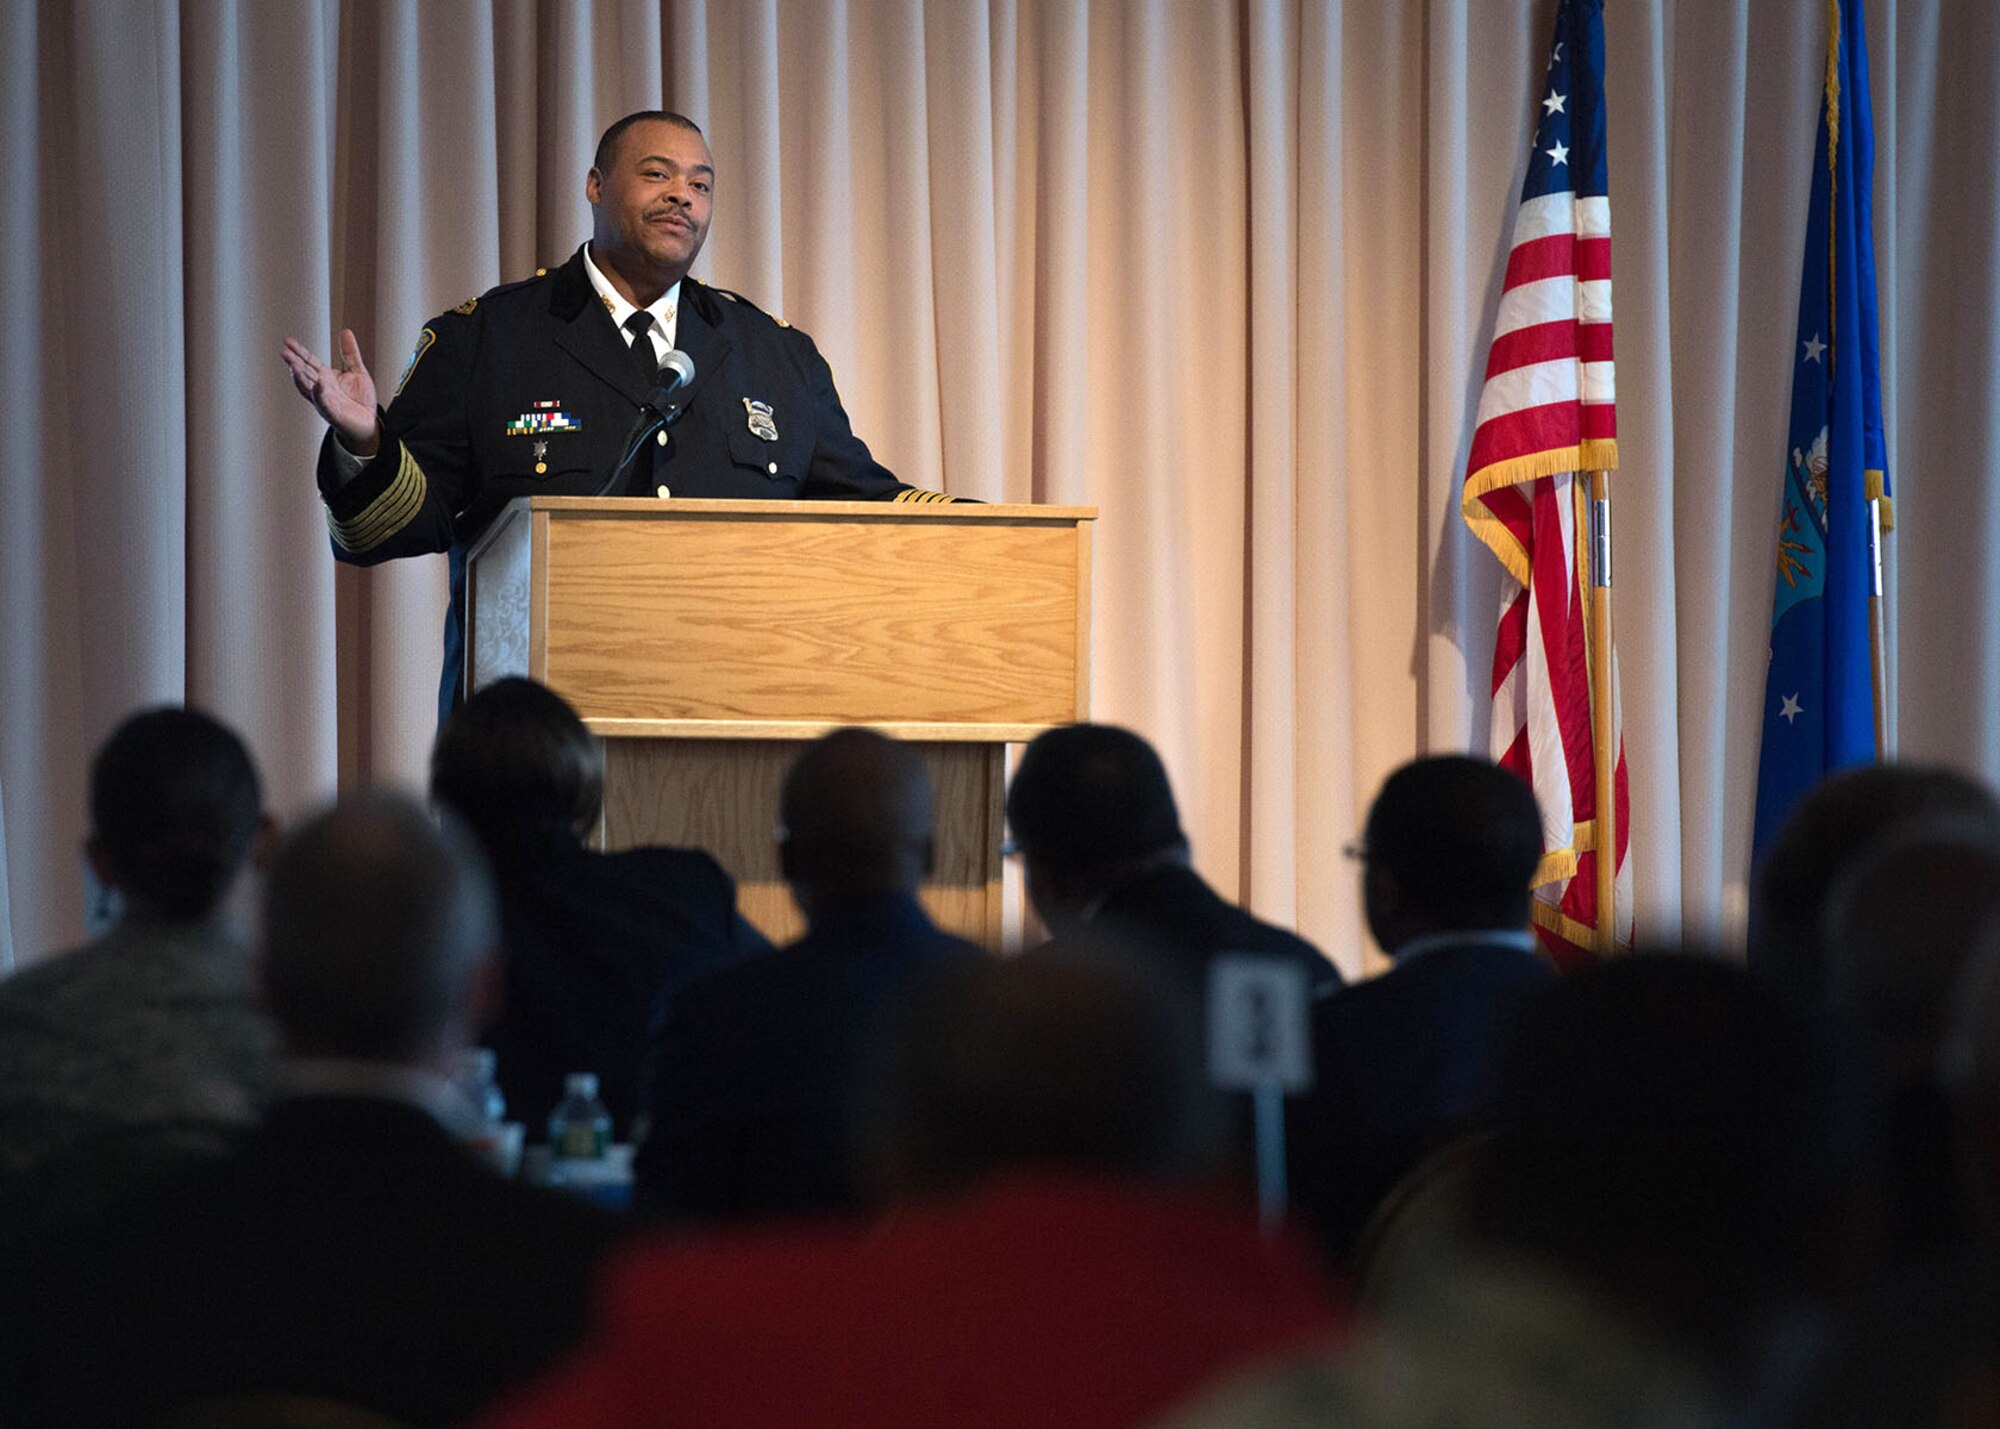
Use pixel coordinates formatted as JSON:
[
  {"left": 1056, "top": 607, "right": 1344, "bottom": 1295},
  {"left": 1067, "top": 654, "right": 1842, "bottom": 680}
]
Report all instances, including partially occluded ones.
[{"left": 742, "top": 398, "right": 778, "bottom": 442}]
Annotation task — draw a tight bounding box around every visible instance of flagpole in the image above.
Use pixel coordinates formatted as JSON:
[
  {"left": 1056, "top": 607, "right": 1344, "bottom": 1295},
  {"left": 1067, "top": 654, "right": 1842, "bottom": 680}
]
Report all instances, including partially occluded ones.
[
  {"left": 1869, "top": 496, "right": 1888, "bottom": 759},
  {"left": 1588, "top": 468, "right": 1618, "bottom": 956}
]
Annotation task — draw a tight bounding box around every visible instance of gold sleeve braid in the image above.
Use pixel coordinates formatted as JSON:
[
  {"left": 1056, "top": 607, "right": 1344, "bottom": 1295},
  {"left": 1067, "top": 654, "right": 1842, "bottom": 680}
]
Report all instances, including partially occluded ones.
[
  {"left": 890, "top": 488, "right": 961, "bottom": 504},
  {"left": 328, "top": 444, "right": 429, "bottom": 552}
]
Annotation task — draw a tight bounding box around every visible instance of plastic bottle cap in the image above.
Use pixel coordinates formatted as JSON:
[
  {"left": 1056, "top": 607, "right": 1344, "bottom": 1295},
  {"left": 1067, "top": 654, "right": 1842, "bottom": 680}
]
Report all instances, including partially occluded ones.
[{"left": 564, "top": 1072, "right": 600, "bottom": 1099}]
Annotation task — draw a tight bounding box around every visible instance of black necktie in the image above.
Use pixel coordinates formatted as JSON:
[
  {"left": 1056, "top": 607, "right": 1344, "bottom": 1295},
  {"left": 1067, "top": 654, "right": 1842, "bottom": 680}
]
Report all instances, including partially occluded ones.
[{"left": 623, "top": 311, "right": 657, "bottom": 382}]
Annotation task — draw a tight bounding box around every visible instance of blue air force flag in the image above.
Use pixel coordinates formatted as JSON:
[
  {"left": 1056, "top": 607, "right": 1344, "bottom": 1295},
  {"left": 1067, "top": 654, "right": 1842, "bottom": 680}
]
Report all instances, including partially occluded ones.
[{"left": 1751, "top": 0, "right": 1893, "bottom": 865}]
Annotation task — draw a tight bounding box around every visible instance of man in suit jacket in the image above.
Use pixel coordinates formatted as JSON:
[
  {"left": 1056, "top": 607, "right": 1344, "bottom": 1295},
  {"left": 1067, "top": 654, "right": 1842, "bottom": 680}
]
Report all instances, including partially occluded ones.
[
  {"left": 9, "top": 794, "right": 625, "bottom": 1428},
  {"left": 1005, "top": 723, "right": 1340, "bottom": 999},
  {"left": 1288, "top": 755, "right": 1553, "bottom": 1266},
  {"left": 284, "top": 110, "right": 954, "bottom": 716},
  {"left": 430, "top": 676, "right": 769, "bottom": 1138},
  {"left": 635, "top": 728, "right": 978, "bottom": 1224},
  {"left": 1004, "top": 724, "right": 1337, "bottom": 1196}
]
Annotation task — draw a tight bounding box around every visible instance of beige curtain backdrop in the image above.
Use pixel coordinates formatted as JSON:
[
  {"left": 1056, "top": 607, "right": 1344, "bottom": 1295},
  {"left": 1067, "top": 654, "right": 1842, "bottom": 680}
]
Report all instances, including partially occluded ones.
[{"left": 2, "top": 0, "right": 1995, "bottom": 976}]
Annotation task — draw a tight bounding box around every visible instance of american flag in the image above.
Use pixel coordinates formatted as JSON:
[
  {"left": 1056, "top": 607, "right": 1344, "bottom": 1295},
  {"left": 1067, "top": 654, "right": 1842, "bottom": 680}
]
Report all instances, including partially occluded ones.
[{"left": 1461, "top": 0, "right": 1629, "bottom": 968}]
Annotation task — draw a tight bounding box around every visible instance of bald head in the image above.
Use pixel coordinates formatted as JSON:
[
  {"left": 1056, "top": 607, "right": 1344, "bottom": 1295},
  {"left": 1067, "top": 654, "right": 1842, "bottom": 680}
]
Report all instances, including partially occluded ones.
[
  {"left": 260, "top": 793, "right": 498, "bottom": 1067},
  {"left": 779, "top": 729, "right": 934, "bottom": 909}
]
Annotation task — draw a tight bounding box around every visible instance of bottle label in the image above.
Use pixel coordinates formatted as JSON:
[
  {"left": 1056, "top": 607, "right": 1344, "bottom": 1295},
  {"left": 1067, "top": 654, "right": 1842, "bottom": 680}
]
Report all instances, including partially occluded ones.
[{"left": 555, "top": 1122, "right": 609, "bottom": 1160}]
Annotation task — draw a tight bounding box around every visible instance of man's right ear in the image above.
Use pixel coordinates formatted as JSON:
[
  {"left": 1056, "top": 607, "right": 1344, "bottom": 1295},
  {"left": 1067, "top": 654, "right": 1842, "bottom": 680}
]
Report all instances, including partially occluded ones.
[{"left": 585, "top": 167, "right": 603, "bottom": 206}]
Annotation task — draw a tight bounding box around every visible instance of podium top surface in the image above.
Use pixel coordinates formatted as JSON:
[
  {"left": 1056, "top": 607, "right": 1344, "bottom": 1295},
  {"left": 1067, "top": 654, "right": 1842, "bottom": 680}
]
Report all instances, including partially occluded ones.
[
  {"left": 517, "top": 495, "right": 1095, "bottom": 519},
  {"left": 468, "top": 496, "right": 1095, "bottom": 564}
]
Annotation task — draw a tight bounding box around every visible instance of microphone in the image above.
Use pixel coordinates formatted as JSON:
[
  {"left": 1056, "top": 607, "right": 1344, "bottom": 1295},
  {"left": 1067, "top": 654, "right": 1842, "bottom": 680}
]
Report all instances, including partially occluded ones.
[
  {"left": 646, "top": 348, "right": 695, "bottom": 411},
  {"left": 602, "top": 349, "right": 697, "bottom": 496}
]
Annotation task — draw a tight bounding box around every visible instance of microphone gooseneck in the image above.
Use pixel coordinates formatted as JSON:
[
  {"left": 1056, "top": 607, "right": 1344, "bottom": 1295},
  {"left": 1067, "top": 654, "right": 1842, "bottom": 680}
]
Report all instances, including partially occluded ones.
[{"left": 602, "top": 349, "right": 697, "bottom": 497}]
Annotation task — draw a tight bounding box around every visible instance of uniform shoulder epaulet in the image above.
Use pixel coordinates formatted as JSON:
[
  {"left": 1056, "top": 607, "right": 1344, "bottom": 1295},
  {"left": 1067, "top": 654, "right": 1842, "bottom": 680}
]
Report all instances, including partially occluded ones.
[
  {"left": 692, "top": 277, "right": 792, "bottom": 328},
  {"left": 446, "top": 265, "right": 555, "bottom": 317}
]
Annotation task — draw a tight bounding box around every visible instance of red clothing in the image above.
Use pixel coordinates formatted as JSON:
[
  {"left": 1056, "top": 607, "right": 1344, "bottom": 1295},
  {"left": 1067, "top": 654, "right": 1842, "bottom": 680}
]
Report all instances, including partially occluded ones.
[{"left": 480, "top": 1173, "right": 1343, "bottom": 1428}]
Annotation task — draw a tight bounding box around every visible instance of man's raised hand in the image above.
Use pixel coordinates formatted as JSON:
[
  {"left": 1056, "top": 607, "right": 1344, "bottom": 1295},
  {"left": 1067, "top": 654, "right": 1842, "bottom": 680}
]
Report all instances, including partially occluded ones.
[{"left": 282, "top": 329, "right": 382, "bottom": 457}]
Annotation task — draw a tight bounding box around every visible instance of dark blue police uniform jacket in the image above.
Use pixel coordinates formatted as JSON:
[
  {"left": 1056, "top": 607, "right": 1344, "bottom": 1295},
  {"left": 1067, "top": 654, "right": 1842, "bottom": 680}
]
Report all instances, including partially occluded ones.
[{"left": 314, "top": 244, "right": 943, "bottom": 715}]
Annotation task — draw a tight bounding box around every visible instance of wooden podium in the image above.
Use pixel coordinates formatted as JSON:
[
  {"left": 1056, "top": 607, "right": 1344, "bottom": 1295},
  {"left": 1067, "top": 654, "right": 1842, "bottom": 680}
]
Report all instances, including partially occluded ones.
[{"left": 463, "top": 497, "right": 1096, "bottom": 948}]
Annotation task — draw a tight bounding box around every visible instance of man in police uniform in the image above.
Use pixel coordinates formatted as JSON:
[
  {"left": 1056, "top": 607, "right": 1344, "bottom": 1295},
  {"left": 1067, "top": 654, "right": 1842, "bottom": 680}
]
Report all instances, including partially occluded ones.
[{"left": 282, "top": 110, "right": 948, "bottom": 716}]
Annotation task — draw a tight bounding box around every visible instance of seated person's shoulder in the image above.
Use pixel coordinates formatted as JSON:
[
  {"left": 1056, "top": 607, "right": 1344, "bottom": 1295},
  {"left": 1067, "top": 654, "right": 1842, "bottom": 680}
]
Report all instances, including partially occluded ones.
[
  {"left": 1224, "top": 909, "right": 1340, "bottom": 995},
  {"left": 0, "top": 944, "right": 89, "bottom": 1006},
  {"left": 598, "top": 841, "right": 732, "bottom": 887}
]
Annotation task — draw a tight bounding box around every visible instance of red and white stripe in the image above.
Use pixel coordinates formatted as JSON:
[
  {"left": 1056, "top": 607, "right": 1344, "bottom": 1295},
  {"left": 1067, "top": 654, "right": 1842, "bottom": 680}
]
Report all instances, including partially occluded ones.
[
  {"left": 1463, "top": 189, "right": 1630, "bottom": 967},
  {"left": 1465, "top": 194, "right": 1617, "bottom": 489}
]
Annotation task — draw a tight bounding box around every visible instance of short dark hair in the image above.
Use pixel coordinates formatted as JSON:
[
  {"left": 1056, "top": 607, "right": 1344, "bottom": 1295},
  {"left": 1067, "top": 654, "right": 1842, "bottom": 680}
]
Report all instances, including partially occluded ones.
[
  {"left": 1752, "top": 763, "right": 2000, "bottom": 1010},
  {"left": 261, "top": 793, "right": 497, "bottom": 1062},
  {"left": 1824, "top": 816, "right": 2000, "bottom": 1069},
  {"left": 593, "top": 110, "right": 705, "bottom": 174},
  {"left": 1005, "top": 724, "right": 1186, "bottom": 875},
  {"left": 88, "top": 707, "right": 263, "bottom": 920},
  {"left": 858, "top": 947, "right": 1220, "bottom": 1199},
  {"left": 1361, "top": 755, "right": 1542, "bottom": 930},
  {"left": 429, "top": 677, "right": 604, "bottom": 836}
]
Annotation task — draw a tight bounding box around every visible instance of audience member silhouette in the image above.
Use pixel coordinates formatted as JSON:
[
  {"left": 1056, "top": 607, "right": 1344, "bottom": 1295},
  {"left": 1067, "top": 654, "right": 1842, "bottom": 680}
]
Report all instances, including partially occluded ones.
[
  {"left": 1287, "top": 754, "right": 1552, "bottom": 1268},
  {"left": 1472, "top": 955, "right": 1854, "bottom": 1392},
  {"left": 1750, "top": 762, "right": 2000, "bottom": 1010},
  {"left": 11, "top": 794, "right": 625, "bottom": 1427},
  {"left": 634, "top": 727, "right": 978, "bottom": 1223},
  {"left": 1822, "top": 817, "right": 2000, "bottom": 1265},
  {"left": 430, "top": 676, "right": 768, "bottom": 1137},
  {"left": 0, "top": 707, "right": 276, "bottom": 1189},
  {"left": 1007, "top": 723, "right": 1338, "bottom": 1199},
  {"left": 1006, "top": 724, "right": 1339, "bottom": 1199},
  {"left": 854, "top": 944, "right": 1228, "bottom": 1199},
  {"left": 1770, "top": 918, "right": 2000, "bottom": 1428},
  {"left": 481, "top": 952, "right": 1338, "bottom": 1429},
  {"left": 1007, "top": 723, "right": 1338, "bottom": 988}
]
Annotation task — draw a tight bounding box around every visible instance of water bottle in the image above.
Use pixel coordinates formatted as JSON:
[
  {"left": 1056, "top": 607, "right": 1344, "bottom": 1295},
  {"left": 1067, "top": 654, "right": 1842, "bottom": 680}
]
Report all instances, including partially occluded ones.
[
  {"left": 454, "top": 1048, "right": 523, "bottom": 1176},
  {"left": 454, "top": 1048, "right": 508, "bottom": 1126},
  {"left": 547, "top": 1072, "right": 613, "bottom": 1163}
]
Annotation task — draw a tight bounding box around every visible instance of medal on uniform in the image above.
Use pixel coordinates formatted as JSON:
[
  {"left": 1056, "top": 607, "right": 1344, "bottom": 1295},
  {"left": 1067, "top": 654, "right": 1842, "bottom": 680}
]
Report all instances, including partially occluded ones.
[
  {"left": 506, "top": 401, "right": 581, "bottom": 439},
  {"left": 533, "top": 440, "right": 548, "bottom": 475},
  {"left": 743, "top": 398, "right": 779, "bottom": 442}
]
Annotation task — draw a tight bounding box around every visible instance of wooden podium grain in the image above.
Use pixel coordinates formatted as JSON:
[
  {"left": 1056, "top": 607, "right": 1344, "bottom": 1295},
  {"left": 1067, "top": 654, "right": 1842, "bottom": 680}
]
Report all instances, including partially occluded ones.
[{"left": 463, "top": 497, "right": 1096, "bottom": 948}]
